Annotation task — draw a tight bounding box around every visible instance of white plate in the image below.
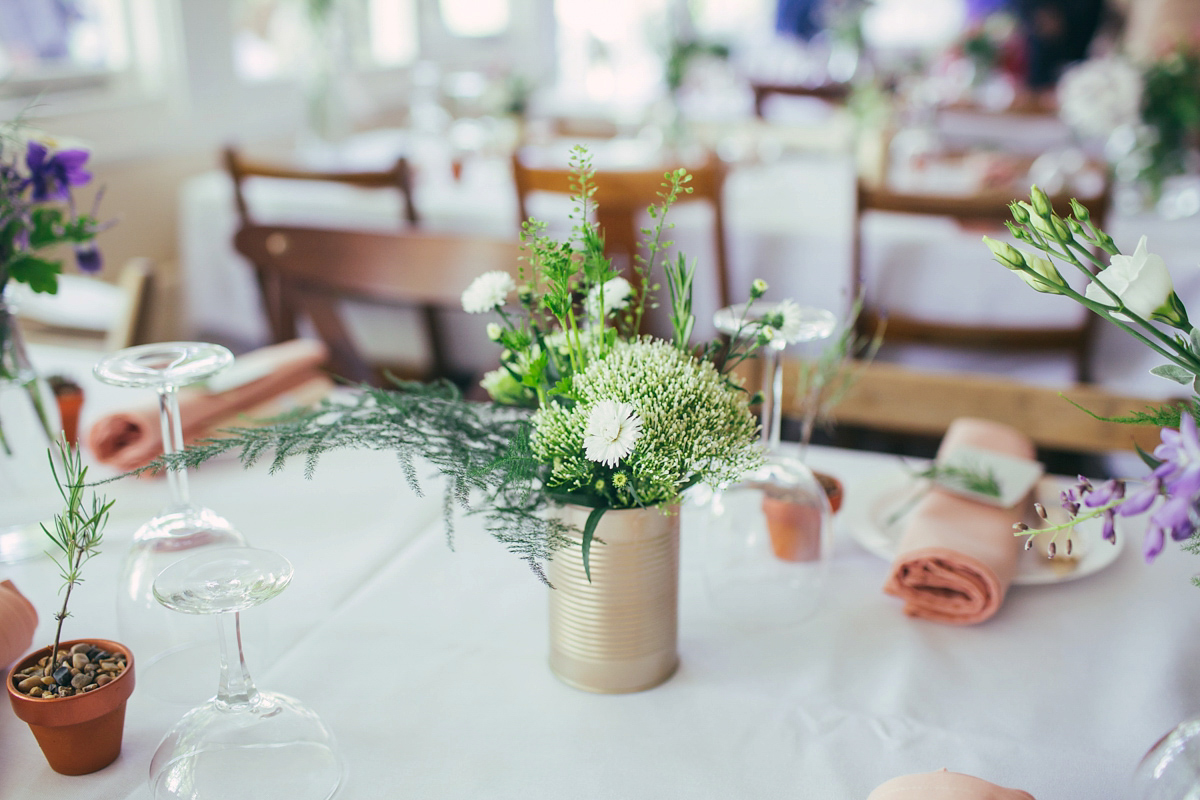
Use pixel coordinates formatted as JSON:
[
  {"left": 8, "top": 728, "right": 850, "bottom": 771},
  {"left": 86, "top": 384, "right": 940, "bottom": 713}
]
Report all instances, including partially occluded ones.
[{"left": 845, "top": 468, "right": 1125, "bottom": 586}]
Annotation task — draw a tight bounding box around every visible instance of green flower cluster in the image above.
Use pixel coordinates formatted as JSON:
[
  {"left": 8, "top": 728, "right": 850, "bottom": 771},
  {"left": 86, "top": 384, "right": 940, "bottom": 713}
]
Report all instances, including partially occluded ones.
[{"left": 532, "top": 338, "right": 760, "bottom": 508}]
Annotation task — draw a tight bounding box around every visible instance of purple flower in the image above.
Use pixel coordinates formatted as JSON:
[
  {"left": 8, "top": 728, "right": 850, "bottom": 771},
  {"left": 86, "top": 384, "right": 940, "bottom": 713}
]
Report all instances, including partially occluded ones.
[
  {"left": 74, "top": 243, "right": 102, "bottom": 274},
  {"left": 1136, "top": 414, "right": 1200, "bottom": 561},
  {"left": 1120, "top": 477, "right": 1161, "bottom": 517},
  {"left": 25, "top": 141, "right": 92, "bottom": 202},
  {"left": 1083, "top": 479, "right": 1124, "bottom": 508}
]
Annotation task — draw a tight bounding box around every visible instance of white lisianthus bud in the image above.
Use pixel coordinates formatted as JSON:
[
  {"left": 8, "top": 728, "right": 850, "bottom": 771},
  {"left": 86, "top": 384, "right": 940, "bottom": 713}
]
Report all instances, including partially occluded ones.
[
  {"left": 1084, "top": 236, "right": 1182, "bottom": 324},
  {"left": 1030, "top": 186, "right": 1053, "bottom": 220},
  {"left": 983, "top": 236, "right": 1026, "bottom": 269},
  {"left": 751, "top": 278, "right": 768, "bottom": 299},
  {"left": 1017, "top": 256, "right": 1066, "bottom": 294},
  {"left": 486, "top": 323, "right": 503, "bottom": 341}
]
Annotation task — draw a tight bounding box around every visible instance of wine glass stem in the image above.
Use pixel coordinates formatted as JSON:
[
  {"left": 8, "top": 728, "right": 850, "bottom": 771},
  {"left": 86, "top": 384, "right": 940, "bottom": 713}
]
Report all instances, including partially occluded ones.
[
  {"left": 761, "top": 345, "right": 783, "bottom": 451},
  {"left": 215, "top": 610, "right": 257, "bottom": 707},
  {"left": 157, "top": 386, "right": 191, "bottom": 508}
]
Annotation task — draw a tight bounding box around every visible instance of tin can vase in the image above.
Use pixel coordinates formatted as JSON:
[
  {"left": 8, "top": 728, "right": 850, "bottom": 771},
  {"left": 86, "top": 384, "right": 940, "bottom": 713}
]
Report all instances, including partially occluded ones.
[{"left": 547, "top": 504, "right": 680, "bottom": 694}]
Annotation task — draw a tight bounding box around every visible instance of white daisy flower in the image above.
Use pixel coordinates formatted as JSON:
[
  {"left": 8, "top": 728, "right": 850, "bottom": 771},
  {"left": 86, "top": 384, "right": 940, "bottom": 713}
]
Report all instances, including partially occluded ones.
[
  {"left": 462, "top": 271, "right": 516, "bottom": 314},
  {"left": 583, "top": 400, "right": 643, "bottom": 468},
  {"left": 776, "top": 299, "right": 805, "bottom": 343},
  {"left": 586, "top": 277, "right": 634, "bottom": 317}
]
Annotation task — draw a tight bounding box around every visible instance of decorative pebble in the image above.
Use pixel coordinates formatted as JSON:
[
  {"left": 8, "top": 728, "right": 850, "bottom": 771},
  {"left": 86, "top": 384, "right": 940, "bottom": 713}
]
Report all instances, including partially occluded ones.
[
  {"left": 69, "top": 643, "right": 90, "bottom": 656},
  {"left": 83, "top": 683, "right": 98, "bottom": 693},
  {"left": 40, "top": 675, "right": 57, "bottom": 687},
  {"left": 70, "top": 673, "right": 90, "bottom": 689},
  {"left": 52, "top": 664, "right": 72, "bottom": 687},
  {"left": 71, "top": 653, "right": 89, "bottom": 670},
  {"left": 17, "top": 675, "right": 42, "bottom": 692},
  {"left": 28, "top": 687, "right": 43, "bottom": 697},
  {"left": 95, "top": 674, "right": 112, "bottom": 687}
]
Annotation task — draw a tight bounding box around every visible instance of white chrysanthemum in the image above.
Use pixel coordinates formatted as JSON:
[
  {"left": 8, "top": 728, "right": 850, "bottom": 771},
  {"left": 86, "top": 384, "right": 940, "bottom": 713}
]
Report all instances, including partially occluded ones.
[
  {"left": 586, "top": 277, "right": 634, "bottom": 317},
  {"left": 1058, "top": 57, "right": 1142, "bottom": 139},
  {"left": 462, "top": 271, "right": 515, "bottom": 314},
  {"left": 583, "top": 400, "right": 643, "bottom": 467}
]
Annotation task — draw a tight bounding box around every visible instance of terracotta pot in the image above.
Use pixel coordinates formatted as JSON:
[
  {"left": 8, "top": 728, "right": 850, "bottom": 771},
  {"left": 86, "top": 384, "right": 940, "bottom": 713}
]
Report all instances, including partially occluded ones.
[
  {"left": 7, "top": 638, "right": 136, "bottom": 775},
  {"left": 0, "top": 580, "right": 38, "bottom": 670},
  {"left": 547, "top": 504, "right": 679, "bottom": 694},
  {"left": 54, "top": 389, "right": 84, "bottom": 446},
  {"left": 761, "top": 471, "right": 843, "bottom": 563}
]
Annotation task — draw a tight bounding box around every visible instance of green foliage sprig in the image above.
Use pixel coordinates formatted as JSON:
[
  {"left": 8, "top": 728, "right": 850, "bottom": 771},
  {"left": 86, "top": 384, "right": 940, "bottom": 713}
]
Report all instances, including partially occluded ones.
[
  {"left": 1140, "top": 46, "right": 1200, "bottom": 198},
  {"left": 42, "top": 439, "right": 113, "bottom": 676}
]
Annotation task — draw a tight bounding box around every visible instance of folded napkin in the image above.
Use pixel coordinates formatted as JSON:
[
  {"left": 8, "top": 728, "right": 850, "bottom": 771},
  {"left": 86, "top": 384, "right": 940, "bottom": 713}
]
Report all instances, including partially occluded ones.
[
  {"left": 88, "top": 339, "right": 333, "bottom": 472},
  {"left": 883, "top": 418, "right": 1036, "bottom": 625},
  {"left": 869, "top": 769, "right": 1035, "bottom": 799},
  {"left": 0, "top": 580, "right": 38, "bottom": 670}
]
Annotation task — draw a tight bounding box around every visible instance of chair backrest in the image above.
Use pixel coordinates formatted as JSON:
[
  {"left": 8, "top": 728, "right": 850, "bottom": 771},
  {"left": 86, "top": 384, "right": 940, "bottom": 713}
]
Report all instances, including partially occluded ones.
[
  {"left": 772, "top": 358, "right": 1166, "bottom": 456},
  {"left": 13, "top": 259, "right": 154, "bottom": 351},
  {"left": 511, "top": 150, "right": 732, "bottom": 314},
  {"left": 233, "top": 224, "right": 523, "bottom": 385},
  {"left": 223, "top": 145, "right": 420, "bottom": 228},
  {"left": 750, "top": 81, "right": 851, "bottom": 118},
  {"left": 105, "top": 258, "right": 154, "bottom": 351},
  {"left": 851, "top": 174, "right": 1112, "bottom": 383}
]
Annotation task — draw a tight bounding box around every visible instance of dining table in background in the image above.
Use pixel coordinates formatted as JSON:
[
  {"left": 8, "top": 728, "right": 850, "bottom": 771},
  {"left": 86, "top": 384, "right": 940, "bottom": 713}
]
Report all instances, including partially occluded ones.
[
  {"left": 177, "top": 125, "right": 1200, "bottom": 402},
  {"left": 2, "top": 343, "right": 1198, "bottom": 799}
]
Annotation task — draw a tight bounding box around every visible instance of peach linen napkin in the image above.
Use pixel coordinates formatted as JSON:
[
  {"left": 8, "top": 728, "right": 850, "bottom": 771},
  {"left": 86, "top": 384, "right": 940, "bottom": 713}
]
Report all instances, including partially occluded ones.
[
  {"left": 0, "top": 580, "right": 38, "bottom": 670},
  {"left": 868, "top": 769, "right": 1035, "bottom": 799},
  {"left": 883, "top": 417, "right": 1036, "bottom": 625},
  {"left": 87, "top": 339, "right": 333, "bottom": 472}
]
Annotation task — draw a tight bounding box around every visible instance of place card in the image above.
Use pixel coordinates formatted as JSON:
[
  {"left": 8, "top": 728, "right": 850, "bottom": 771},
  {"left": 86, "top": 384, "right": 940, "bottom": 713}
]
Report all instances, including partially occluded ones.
[{"left": 933, "top": 444, "right": 1045, "bottom": 509}]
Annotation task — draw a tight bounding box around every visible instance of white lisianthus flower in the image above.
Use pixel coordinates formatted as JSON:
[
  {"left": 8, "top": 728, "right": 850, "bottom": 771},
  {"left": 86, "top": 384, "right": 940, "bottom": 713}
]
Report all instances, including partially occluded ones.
[
  {"left": 462, "top": 271, "right": 515, "bottom": 314},
  {"left": 1084, "top": 236, "right": 1176, "bottom": 322},
  {"left": 1057, "top": 57, "right": 1142, "bottom": 139},
  {"left": 586, "top": 277, "right": 633, "bottom": 316},
  {"left": 583, "top": 400, "right": 642, "bottom": 468}
]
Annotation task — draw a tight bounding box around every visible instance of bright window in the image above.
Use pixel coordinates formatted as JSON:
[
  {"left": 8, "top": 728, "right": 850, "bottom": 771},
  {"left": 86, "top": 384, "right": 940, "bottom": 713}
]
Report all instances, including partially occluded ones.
[
  {"left": 438, "top": 0, "right": 509, "bottom": 38},
  {"left": 232, "top": 0, "right": 418, "bottom": 83},
  {"left": 0, "top": 0, "right": 137, "bottom": 94}
]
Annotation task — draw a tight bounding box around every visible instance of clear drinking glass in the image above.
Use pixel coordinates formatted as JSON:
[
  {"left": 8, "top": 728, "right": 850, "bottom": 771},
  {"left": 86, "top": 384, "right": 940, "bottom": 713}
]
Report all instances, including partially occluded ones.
[
  {"left": 1132, "top": 716, "right": 1200, "bottom": 799},
  {"left": 93, "top": 342, "right": 249, "bottom": 704},
  {"left": 149, "top": 547, "right": 342, "bottom": 800},
  {"left": 699, "top": 302, "right": 837, "bottom": 628}
]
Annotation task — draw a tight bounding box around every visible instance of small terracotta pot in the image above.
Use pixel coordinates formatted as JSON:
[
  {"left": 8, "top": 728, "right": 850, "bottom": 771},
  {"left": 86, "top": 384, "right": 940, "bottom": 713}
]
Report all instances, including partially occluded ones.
[
  {"left": 7, "top": 638, "right": 136, "bottom": 775},
  {"left": 761, "top": 471, "right": 844, "bottom": 563},
  {"left": 0, "top": 580, "right": 38, "bottom": 670},
  {"left": 54, "top": 389, "right": 84, "bottom": 446}
]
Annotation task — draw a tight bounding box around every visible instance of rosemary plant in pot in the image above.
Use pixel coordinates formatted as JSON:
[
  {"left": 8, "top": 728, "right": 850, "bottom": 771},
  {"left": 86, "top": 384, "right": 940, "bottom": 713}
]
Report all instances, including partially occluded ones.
[
  {"left": 157, "top": 149, "right": 788, "bottom": 693},
  {"left": 0, "top": 122, "right": 105, "bottom": 562},
  {"left": 7, "top": 440, "right": 134, "bottom": 776}
]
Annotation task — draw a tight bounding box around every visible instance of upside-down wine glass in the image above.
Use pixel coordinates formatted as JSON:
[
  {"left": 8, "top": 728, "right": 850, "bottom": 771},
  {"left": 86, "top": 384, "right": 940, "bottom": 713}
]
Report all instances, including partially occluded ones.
[
  {"left": 699, "top": 301, "right": 837, "bottom": 628},
  {"left": 149, "top": 547, "right": 342, "bottom": 800},
  {"left": 93, "top": 342, "right": 249, "bottom": 704}
]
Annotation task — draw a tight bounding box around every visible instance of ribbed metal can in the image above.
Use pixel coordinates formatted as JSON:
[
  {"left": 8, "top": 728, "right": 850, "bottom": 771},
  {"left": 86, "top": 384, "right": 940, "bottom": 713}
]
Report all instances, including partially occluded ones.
[{"left": 547, "top": 504, "right": 680, "bottom": 694}]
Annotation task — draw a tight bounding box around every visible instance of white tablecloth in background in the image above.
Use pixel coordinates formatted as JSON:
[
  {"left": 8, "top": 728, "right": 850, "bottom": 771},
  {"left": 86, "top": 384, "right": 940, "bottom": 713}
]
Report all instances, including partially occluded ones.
[
  {"left": 178, "top": 129, "right": 1200, "bottom": 399},
  {"left": 2, "top": 344, "right": 1198, "bottom": 799}
]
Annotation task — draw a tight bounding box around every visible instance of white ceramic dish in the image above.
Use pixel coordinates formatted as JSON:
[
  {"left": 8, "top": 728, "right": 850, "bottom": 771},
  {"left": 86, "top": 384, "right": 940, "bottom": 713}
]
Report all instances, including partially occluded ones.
[{"left": 844, "top": 468, "right": 1125, "bottom": 585}]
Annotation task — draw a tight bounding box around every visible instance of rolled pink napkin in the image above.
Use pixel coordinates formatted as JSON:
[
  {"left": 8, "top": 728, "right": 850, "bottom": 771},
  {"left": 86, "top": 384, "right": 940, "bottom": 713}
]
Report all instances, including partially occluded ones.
[
  {"left": 87, "top": 339, "right": 332, "bottom": 472},
  {"left": 868, "top": 769, "right": 1035, "bottom": 799},
  {"left": 0, "top": 580, "right": 38, "bottom": 670},
  {"left": 883, "top": 418, "right": 1036, "bottom": 625}
]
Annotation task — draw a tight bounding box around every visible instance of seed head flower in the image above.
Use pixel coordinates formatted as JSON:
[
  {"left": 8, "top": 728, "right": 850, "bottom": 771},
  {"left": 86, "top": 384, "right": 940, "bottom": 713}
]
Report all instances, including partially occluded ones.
[
  {"left": 583, "top": 400, "right": 642, "bottom": 468},
  {"left": 462, "top": 271, "right": 515, "bottom": 314},
  {"left": 751, "top": 278, "right": 768, "bottom": 298}
]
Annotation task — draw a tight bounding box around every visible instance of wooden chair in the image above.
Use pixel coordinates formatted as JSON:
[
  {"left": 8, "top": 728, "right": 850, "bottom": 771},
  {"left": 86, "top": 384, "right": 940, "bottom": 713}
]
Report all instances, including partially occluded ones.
[
  {"left": 750, "top": 81, "right": 851, "bottom": 118},
  {"left": 15, "top": 259, "right": 154, "bottom": 351},
  {"left": 851, "top": 174, "right": 1112, "bottom": 383},
  {"left": 767, "top": 358, "right": 1167, "bottom": 456},
  {"left": 232, "top": 224, "right": 522, "bottom": 385},
  {"left": 224, "top": 145, "right": 419, "bottom": 227},
  {"left": 511, "top": 150, "right": 732, "bottom": 314}
]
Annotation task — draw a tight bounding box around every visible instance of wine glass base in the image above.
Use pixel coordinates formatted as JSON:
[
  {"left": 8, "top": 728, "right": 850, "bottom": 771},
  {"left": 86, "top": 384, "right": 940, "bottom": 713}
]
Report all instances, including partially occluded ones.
[
  {"left": 150, "top": 691, "right": 343, "bottom": 800},
  {"left": 0, "top": 521, "right": 49, "bottom": 563}
]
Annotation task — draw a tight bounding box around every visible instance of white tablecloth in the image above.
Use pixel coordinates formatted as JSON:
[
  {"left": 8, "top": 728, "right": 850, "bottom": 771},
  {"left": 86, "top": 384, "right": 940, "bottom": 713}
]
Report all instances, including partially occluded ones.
[
  {"left": 2, "top": 345, "right": 1198, "bottom": 799},
  {"left": 178, "top": 129, "right": 1200, "bottom": 398}
]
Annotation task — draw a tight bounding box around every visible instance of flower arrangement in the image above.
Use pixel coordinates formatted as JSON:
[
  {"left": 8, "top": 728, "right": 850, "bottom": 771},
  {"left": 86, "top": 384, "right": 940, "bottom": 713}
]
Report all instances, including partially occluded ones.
[
  {"left": 984, "top": 186, "right": 1200, "bottom": 573},
  {"left": 1057, "top": 56, "right": 1143, "bottom": 140},
  {"left": 158, "top": 148, "right": 787, "bottom": 581},
  {"left": 0, "top": 121, "right": 105, "bottom": 453}
]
